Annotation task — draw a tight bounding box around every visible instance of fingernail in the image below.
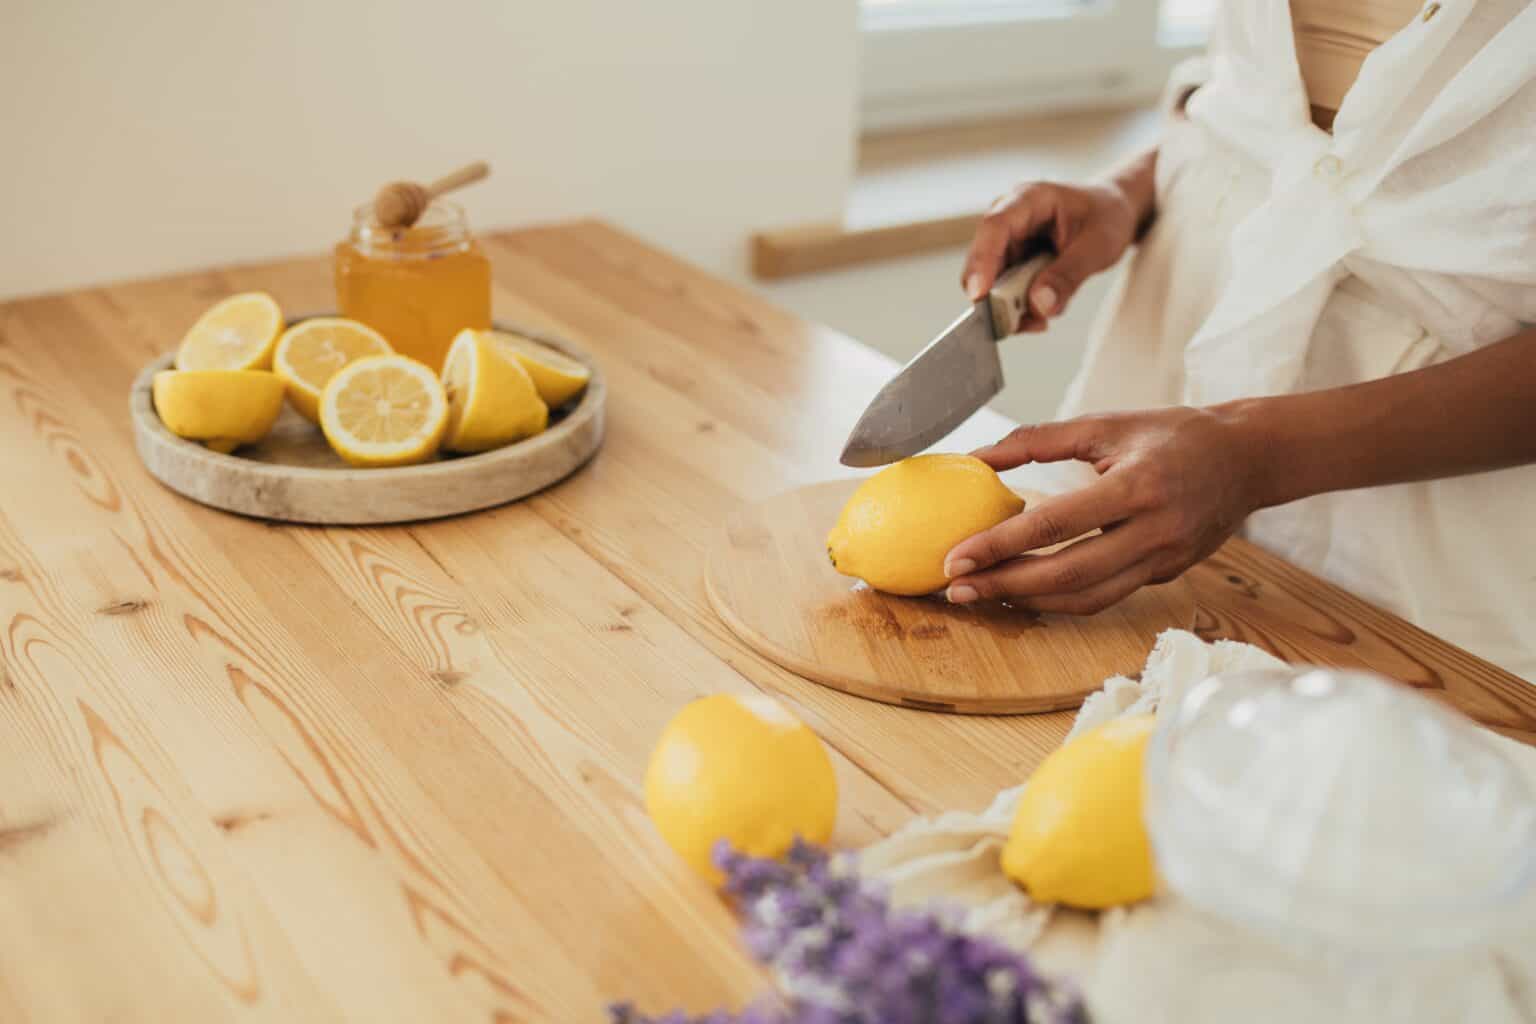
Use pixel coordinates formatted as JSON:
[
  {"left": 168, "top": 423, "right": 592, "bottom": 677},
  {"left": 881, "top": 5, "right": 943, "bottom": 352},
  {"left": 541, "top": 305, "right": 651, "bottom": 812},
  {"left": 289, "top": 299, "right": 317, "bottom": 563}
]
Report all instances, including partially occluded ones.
[
  {"left": 1033, "top": 284, "right": 1058, "bottom": 316},
  {"left": 945, "top": 558, "right": 976, "bottom": 579},
  {"left": 947, "top": 584, "right": 978, "bottom": 605},
  {"left": 965, "top": 274, "right": 985, "bottom": 301}
]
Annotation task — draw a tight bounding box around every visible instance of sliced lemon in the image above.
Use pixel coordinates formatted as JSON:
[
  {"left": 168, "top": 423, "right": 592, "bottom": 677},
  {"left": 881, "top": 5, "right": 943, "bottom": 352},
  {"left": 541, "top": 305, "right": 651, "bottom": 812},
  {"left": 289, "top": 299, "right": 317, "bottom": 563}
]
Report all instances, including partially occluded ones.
[
  {"left": 152, "top": 370, "right": 286, "bottom": 453},
  {"left": 274, "top": 317, "right": 392, "bottom": 423},
  {"left": 175, "top": 292, "right": 283, "bottom": 372},
  {"left": 484, "top": 329, "right": 591, "bottom": 408},
  {"left": 440, "top": 328, "right": 549, "bottom": 454},
  {"left": 320, "top": 355, "right": 448, "bottom": 468}
]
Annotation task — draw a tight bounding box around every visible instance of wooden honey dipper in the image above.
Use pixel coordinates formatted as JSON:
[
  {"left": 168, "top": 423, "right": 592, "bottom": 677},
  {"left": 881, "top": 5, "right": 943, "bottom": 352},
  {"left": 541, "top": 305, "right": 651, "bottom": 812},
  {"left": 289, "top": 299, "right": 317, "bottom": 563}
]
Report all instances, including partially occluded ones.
[{"left": 372, "top": 161, "right": 491, "bottom": 229}]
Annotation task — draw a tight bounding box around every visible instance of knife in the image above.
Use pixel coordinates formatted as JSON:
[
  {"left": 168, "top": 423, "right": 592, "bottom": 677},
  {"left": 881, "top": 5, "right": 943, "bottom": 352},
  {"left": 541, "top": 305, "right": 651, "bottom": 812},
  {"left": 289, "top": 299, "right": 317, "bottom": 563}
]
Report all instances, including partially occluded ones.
[{"left": 840, "top": 254, "right": 1052, "bottom": 468}]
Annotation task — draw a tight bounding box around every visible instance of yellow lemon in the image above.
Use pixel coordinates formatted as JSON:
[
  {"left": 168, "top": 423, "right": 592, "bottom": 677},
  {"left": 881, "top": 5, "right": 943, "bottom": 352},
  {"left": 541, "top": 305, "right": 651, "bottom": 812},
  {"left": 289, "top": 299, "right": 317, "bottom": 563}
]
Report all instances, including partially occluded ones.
[
  {"left": 1002, "top": 714, "right": 1157, "bottom": 909},
  {"left": 274, "top": 317, "right": 392, "bottom": 423},
  {"left": 152, "top": 370, "right": 286, "bottom": 453},
  {"left": 484, "top": 328, "right": 592, "bottom": 408},
  {"left": 826, "top": 453, "right": 1024, "bottom": 596},
  {"left": 441, "top": 328, "right": 549, "bottom": 453},
  {"left": 645, "top": 694, "right": 837, "bottom": 884},
  {"left": 319, "top": 355, "right": 448, "bottom": 468},
  {"left": 174, "top": 292, "right": 283, "bottom": 372}
]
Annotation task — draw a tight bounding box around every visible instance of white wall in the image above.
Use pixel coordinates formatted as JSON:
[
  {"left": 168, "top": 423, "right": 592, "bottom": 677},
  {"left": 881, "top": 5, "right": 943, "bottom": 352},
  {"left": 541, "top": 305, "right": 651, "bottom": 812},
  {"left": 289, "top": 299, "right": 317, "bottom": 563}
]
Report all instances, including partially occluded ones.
[{"left": 1, "top": 0, "right": 859, "bottom": 300}]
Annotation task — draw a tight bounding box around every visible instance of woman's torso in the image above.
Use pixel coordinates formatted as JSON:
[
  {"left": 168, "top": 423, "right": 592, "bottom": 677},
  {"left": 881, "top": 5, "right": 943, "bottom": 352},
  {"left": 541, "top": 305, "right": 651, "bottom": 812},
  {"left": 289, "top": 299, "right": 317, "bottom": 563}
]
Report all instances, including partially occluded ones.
[
  {"left": 1290, "top": 0, "right": 1424, "bottom": 130},
  {"left": 1046, "top": 0, "right": 1536, "bottom": 679}
]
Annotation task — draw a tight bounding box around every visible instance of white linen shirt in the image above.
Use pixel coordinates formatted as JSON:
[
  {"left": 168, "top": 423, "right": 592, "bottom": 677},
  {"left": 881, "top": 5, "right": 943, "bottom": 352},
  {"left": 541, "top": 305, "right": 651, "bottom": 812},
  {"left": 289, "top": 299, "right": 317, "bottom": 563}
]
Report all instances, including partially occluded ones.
[
  {"left": 1036, "top": 0, "right": 1536, "bottom": 679},
  {"left": 1180, "top": 0, "right": 1536, "bottom": 406}
]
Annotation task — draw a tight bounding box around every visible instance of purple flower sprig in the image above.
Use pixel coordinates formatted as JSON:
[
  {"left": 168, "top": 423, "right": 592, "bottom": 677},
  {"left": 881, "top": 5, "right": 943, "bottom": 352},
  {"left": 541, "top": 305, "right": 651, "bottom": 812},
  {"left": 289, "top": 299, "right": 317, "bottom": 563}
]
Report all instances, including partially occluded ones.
[{"left": 611, "top": 840, "right": 1085, "bottom": 1024}]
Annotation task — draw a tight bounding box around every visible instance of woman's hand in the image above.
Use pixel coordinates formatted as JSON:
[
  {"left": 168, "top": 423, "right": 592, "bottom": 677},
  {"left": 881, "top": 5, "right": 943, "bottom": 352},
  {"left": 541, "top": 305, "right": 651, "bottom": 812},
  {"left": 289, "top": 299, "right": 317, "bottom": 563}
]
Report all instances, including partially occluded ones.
[
  {"left": 943, "top": 407, "right": 1264, "bottom": 614},
  {"left": 961, "top": 151, "right": 1156, "bottom": 329}
]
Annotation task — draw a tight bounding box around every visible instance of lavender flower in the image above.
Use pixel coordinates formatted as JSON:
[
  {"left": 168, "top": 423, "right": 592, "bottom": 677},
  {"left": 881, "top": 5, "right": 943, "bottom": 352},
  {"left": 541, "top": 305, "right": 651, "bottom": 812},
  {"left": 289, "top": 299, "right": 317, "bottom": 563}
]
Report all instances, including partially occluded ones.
[{"left": 612, "top": 840, "right": 1085, "bottom": 1024}]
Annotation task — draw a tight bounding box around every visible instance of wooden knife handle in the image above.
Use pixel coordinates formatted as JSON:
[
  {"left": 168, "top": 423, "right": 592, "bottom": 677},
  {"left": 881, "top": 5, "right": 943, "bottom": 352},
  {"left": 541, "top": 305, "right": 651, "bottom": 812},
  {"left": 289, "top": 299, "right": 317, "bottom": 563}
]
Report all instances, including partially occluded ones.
[{"left": 987, "top": 254, "right": 1052, "bottom": 338}]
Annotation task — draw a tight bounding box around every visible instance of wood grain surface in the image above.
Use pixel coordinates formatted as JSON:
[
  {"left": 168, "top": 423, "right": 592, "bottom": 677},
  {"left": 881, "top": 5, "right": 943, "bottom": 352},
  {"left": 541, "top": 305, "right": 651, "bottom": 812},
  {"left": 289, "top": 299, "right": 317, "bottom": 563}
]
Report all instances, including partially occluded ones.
[
  {"left": 1, "top": 220, "right": 1532, "bottom": 1022},
  {"left": 706, "top": 480, "right": 1197, "bottom": 713},
  {"left": 130, "top": 325, "right": 605, "bottom": 524}
]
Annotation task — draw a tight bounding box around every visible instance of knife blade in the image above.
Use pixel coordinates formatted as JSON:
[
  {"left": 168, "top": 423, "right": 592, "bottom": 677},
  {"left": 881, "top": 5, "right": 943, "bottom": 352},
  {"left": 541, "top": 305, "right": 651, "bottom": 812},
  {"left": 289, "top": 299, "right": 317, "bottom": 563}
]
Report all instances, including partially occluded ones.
[{"left": 840, "top": 255, "right": 1051, "bottom": 468}]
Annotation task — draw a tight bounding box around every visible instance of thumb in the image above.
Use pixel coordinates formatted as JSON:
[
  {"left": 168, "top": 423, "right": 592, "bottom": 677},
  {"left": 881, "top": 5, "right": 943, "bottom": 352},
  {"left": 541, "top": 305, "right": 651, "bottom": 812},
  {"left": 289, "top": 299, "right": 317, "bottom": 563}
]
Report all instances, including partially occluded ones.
[{"left": 1028, "top": 231, "right": 1112, "bottom": 319}]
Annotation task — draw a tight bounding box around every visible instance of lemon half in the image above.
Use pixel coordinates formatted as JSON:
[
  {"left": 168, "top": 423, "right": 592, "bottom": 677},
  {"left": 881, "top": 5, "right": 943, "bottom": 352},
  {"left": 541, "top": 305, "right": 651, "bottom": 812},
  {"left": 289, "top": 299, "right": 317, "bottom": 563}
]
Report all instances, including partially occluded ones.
[
  {"left": 441, "top": 329, "right": 548, "bottom": 453},
  {"left": 152, "top": 370, "right": 286, "bottom": 452},
  {"left": 319, "top": 355, "right": 447, "bottom": 468},
  {"left": 485, "top": 329, "right": 591, "bottom": 408},
  {"left": 175, "top": 292, "right": 283, "bottom": 372},
  {"left": 275, "top": 317, "right": 392, "bottom": 423}
]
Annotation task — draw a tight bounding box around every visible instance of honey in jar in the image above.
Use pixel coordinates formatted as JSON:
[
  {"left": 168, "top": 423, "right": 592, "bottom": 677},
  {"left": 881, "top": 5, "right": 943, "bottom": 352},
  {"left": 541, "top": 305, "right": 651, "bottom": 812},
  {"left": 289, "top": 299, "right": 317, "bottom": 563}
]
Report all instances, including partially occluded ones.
[{"left": 333, "top": 201, "right": 491, "bottom": 370}]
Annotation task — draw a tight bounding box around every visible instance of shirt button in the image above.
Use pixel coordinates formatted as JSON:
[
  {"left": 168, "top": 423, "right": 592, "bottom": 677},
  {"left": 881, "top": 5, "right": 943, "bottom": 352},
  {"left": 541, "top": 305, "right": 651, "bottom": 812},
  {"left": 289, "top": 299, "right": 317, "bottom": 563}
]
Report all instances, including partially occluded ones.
[
  {"left": 1423, "top": 2, "right": 1441, "bottom": 21},
  {"left": 1313, "top": 154, "right": 1344, "bottom": 181}
]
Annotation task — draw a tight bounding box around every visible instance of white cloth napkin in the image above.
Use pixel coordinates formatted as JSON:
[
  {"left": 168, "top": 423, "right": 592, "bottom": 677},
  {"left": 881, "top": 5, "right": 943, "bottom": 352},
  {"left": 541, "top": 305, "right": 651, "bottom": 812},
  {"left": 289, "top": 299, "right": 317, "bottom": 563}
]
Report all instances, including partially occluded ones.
[{"left": 855, "top": 630, "right": 1536, "bottom": 1022}]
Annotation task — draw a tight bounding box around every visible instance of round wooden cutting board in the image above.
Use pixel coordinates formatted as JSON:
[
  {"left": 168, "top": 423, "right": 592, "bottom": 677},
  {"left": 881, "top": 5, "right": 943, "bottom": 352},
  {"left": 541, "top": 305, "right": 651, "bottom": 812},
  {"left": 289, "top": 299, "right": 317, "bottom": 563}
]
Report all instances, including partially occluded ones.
[
  {"left": 131, "top": 322, "right": 605, "bottom": 525},
  {"left": 706, "top": 479, "right": 1198, "bottom": 714}
]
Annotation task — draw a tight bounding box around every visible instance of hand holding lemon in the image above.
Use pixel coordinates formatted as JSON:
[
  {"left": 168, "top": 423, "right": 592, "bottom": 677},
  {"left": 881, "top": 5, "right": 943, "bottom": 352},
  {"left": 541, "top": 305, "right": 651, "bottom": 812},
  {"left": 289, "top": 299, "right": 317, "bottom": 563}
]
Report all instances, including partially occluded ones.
[{"left": 827, "top": 453, "right": 1024, "bottom": 596}]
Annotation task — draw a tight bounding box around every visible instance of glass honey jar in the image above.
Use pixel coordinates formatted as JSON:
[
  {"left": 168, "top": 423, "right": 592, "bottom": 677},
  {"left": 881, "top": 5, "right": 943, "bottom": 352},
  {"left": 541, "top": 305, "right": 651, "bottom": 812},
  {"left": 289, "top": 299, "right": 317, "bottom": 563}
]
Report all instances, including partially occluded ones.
[{"left": 333, "top": 201, "right": 491, "bottom": 371}]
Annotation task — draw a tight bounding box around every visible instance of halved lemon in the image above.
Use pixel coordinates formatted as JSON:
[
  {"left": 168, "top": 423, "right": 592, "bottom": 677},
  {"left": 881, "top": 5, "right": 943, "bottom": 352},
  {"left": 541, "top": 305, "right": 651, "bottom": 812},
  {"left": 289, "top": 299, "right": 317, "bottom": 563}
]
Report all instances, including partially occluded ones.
[
  {"left": 484, "top": 329, "right": 591, "bottom": 408},
  {"left": 152, "top": 370, "right": 286, "bottom": 452},
  {"left": 175, "top": 293, "right": 283, "bottom": 372},
  {"left": 275, "top": 317, "right": 392, "bottom": 423},
  {"left": 319, "top": 355, "right": 447, "bottom": 468},
  {"left": 441, "top": 328, "right": 548, "bottom": 454}
]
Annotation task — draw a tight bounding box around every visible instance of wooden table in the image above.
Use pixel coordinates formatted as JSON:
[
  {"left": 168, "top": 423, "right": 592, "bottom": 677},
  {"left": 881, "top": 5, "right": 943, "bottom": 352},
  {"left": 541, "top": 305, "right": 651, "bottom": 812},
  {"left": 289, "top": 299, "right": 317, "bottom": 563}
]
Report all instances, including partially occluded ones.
[{"left": 1, "top": 222, "right": 1532, "bottom": 1022}]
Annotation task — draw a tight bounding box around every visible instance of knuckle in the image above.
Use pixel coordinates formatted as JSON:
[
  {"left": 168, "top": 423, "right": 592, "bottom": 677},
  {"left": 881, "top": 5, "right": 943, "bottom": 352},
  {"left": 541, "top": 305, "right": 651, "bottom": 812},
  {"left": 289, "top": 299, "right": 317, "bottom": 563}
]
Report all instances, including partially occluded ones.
[
  {"left": 965, "top": 573, "right": 1000, "bottom": 600},
  {"left": 1004, "top": 424, "right": 1039, "bottom": 446},
  {"left": 977, "top": 531, "right": 1014, "bottom": 567},
  {"left": 1054, "top": 592, "right": 1105, "bottom": 616},
  {"left": 1050, "top": 562, "right": 1088, "bottom": 592},
  {"left": 1151, "top": 525, "right": 1189, "bottom": 558},
  {"left": 1129, "top": 472, "right": 1171, "bottom": 513},
  {"left": 1029, "top": 511, "right": 1072, "bottom": 549}
]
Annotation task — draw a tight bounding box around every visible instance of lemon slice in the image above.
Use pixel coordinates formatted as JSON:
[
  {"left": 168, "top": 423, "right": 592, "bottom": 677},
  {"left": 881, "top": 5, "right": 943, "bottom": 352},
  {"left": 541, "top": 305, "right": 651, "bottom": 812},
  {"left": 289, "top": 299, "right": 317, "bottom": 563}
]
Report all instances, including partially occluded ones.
[
  {"left": 175, "top": 293, "right": 283, "bottom": 371},
  {"left": 484, "top": 329, "right": 591, "bottom": 408},
  {"left": 320, "top": 355, "right": 448, "bottom": 468},
  {"left": 274, "top": 318, "right": 392, "bottom": 423},
  {"left": 441, "top": 329, "right": 549, "bottom": 454},
  {"left": 152, "top": 370, "right": 286, "bottom": 453}
]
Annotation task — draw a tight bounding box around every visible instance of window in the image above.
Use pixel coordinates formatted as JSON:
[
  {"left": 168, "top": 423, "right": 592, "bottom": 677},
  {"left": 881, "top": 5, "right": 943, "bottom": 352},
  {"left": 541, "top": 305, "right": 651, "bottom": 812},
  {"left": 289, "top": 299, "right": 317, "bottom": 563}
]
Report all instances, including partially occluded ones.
[{"left": 859, "top": 0, "right": 1216, "bottom": 131}]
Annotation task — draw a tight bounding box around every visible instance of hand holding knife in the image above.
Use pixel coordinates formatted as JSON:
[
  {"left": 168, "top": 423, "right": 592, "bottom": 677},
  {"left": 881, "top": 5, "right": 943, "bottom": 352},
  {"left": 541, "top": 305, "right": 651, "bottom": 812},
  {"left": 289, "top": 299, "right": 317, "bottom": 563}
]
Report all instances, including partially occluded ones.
[{"left": 840, "top": 254, "right": 1053, "bottom": 468}]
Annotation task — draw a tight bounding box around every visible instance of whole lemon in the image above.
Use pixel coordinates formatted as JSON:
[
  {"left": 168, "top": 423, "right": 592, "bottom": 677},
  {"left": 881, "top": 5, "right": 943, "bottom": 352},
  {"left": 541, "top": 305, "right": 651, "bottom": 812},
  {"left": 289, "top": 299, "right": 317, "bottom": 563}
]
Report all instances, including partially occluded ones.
[
  {"left": 826, "top": 453, "right": 1024, "bottom": 596},
  {"left": 645, "top": 694, "right": 837, "bottom": 884},
  {"left": 1002, "top": 714, "right": 1157, "bottom": 909}
]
